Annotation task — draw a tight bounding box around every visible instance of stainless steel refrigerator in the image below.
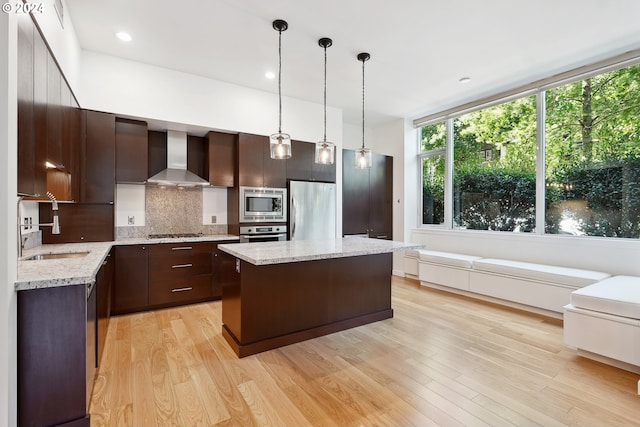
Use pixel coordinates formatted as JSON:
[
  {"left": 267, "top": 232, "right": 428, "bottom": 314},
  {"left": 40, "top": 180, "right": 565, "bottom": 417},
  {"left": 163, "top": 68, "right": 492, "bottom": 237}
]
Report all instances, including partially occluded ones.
[{"left": 289, "top": 181, "right": 336, "bottom": 240}]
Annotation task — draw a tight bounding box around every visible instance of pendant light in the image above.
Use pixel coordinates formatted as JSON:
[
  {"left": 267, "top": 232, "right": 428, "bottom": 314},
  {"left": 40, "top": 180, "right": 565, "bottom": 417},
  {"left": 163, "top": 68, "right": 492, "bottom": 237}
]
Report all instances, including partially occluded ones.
[
  {"left": 315, "top": 37, "right": 335, "bottom": 165},
  {"left": 355, "top": 52, "right": 372, "bottom": 169},
  {"left": 270, "top": 19, "right": 292, "bottom": 159}
]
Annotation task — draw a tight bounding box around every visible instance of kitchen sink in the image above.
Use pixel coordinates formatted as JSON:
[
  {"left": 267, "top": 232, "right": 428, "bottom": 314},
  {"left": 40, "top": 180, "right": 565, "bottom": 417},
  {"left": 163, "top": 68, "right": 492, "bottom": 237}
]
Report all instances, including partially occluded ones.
[{"left": 23, "top": 251, "right": 90, "bottom": 261}]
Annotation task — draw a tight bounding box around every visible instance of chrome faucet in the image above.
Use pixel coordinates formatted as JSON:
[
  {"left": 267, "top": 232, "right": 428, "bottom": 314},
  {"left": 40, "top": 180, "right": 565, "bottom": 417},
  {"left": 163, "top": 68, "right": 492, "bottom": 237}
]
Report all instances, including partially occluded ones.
[{"left": 17, "top": 192, "right": 61, "bottom": 258}]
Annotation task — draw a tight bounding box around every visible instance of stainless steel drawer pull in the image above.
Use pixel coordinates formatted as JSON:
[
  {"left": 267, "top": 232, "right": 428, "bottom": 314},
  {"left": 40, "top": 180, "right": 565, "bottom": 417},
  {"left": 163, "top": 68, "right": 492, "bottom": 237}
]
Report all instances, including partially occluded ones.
[
  {"left": 171, "top": 263, "right": 193, "bottom": 269},
  {"left": 376, "top": 235, "right": 388, "bottom": 239},
  {"left": 171, "top": 287, "right": 193, "bottom": 293},
  {"left": 171, "top": 246, "right": 193, "bottom": 251}
]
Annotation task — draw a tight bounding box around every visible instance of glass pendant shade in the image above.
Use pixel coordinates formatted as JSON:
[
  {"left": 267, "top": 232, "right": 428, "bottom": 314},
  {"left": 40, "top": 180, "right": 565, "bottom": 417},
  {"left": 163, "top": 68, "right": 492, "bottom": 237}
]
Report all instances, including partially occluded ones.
[
  {"left": 270, "top": 132, "right": 292, "bottom": 159},
  {"left": 315, "top": 141, "right": 335, "bottom": 164},
  {"left": 271, "top": 19, "right": 290, "bottom": 160},
  {"left": 355, "top": 146, "right": 372, "bottom": 169}
]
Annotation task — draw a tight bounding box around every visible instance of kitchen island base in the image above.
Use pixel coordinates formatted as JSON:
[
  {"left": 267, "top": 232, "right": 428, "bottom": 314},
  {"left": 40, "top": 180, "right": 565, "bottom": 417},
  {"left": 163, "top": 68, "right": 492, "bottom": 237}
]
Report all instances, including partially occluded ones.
[{"left": 221, "top": 252, "right": 393, "bottom": 357}]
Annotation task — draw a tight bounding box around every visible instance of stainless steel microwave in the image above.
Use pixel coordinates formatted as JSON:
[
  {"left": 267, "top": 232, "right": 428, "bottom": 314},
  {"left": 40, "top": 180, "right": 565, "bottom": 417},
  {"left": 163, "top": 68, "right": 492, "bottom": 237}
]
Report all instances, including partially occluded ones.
[{"left": 239, "top": 186, "right": 287, "bottom": 223}]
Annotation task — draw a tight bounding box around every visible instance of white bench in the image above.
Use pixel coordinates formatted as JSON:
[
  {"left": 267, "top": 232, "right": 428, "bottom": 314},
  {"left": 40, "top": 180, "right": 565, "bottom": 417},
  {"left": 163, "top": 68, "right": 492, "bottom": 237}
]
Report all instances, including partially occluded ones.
[
  {"left": 412, "top": 250, "right": 610, "bottom": 317},
  {"left": 564, "top": 275, "right": 640, "bottom": 393},
  {"left": 418, "top": 250, "right": 482, "bottom": 291},
  {"left": 470, "top": 258, "right": 610, "bottom": 313}
]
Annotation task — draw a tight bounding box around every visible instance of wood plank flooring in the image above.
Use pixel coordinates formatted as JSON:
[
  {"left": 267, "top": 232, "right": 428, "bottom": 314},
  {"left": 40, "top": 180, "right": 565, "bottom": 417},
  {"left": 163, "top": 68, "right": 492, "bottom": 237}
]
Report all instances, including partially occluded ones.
[{"left": 90, "top": 277, "right": 640, "bottom": 426}]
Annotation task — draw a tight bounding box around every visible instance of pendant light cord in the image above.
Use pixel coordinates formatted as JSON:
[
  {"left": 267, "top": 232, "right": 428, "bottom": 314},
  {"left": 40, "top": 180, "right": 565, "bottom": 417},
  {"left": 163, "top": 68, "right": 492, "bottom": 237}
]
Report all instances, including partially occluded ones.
[
  {"left": 323, "top": 45, "right": 327, "bottom": 142},
  {"left": 278, "top": 28, "right": 283, "bottom": 134},
  {"left": 361, "top": 57, "right": 365, "bottom": 150}
]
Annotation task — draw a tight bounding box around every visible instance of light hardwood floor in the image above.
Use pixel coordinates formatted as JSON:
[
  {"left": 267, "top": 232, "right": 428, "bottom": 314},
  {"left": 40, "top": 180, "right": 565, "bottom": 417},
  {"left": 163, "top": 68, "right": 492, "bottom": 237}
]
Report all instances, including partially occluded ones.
[{"left": 90, "top": 277, "right": 640, "bottom": 426}]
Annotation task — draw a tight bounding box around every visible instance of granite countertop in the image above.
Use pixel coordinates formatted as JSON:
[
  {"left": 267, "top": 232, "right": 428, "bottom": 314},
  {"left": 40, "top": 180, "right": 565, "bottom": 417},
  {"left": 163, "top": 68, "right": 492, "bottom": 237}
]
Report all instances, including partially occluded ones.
[
  {"left": 15, "top": 234, "right": 239, "bottom": 291},
  {"left": 218, "top": 237, "right": 424, "bottom": 266}
]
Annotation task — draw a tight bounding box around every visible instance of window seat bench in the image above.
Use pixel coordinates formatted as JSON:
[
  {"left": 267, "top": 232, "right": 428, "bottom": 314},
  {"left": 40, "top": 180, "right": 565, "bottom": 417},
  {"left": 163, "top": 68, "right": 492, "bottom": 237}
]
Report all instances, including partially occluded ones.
[
  {"left": 411, "top": 249, "right": 610, "bottom": 317},
  {"left": 564, "top": 276, "right": 640, "bottom": 393}
]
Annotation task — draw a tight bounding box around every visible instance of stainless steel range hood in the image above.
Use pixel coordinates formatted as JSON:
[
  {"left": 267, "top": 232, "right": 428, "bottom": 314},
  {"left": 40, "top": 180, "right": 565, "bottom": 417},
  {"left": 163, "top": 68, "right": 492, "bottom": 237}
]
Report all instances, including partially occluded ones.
[{"left": 147, "top": 130, "right": 209, "bottom": 186}]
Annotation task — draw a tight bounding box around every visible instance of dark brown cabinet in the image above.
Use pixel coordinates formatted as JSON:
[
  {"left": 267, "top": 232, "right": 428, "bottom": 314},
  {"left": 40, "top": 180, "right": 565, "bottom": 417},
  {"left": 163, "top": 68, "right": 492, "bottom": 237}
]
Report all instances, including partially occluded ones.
[
  {"left": 116, "top": 118, "right": 148, "bottom": 183},
  {"left": 213, "top": 241, "right": 238, "bottom": 298},
  {"left": 39, "top": 203, "right": 114, "bottom": 243},
  {"left": 342, "top": 149, "right": 393, "bottom": 239},
  {"left": 286, "top": 140, "right": 336, "bottom": 182},
  {"left": 113, "top": 245, "right": 149, "bottom": 314},
  {"left": 148, "top": 242, "right": 214, "bottom": 306},
  {"left": 96, "top": 249, "right": 114, "bottom": 365},
  {"left": 82, "top": 110, "right": 115, "bottom": 204},
  {"left": 46, "top": 50, "right": 62, "bottom": 169},
  {"left": 18, "top": 284, "right": 91, "bottom": 427},
  {"left": 204, "top": 131, "right": 236, "bottom": 187},
  {"left": 238, "top": 133, "right": 286, "bottom": 188},
  {"left": 17, "top": 13, "right": 46, "bottom": 198}
]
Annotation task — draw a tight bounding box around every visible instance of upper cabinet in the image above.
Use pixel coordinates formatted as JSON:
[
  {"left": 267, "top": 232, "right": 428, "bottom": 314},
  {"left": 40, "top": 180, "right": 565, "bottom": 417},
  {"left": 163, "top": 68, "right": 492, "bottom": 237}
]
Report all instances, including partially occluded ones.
[
  {"left": 82, "top": 110, "right": 115, "bottom": 204},
  {"left": 17, "top": 14, "right": 79, "bottom": 202},
  {"left": 204, "top": 131, "right": 236, "bottom": 187},
  {"left": 17, "top": 13, "right": 46, "bottom": 197},
  {"left": 286, "top": 140, "right": 336, "bottom": 183},
  {"left": 115, "top": 118, "right": 148, "bottom": 183},
  {"left": 342, "top": 149, "right": 393, "bottom": 239},
  {"left": 238, "top": 133, "right": 286, "bottom": 188}
]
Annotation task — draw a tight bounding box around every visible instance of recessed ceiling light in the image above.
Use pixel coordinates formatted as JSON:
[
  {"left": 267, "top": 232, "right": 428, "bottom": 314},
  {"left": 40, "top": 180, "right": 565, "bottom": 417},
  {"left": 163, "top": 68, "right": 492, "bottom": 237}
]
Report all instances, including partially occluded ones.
[
  {"left": 116, "top": 31, "right": 132, "bottom": 42},
  {"left": 265, "top": 71, "right": 276, "bottom": 80},
  {"left": 459, "top": 77, "right": 471, "bottom": 84}
]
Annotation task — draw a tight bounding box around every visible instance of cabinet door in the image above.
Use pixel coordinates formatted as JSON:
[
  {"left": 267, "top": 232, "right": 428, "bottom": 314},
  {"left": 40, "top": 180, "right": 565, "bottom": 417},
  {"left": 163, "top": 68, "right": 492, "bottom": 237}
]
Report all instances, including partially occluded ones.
[
  {"left": 113, "top": 245, "right": 149, "bottom": 314},
  {"left": 262, "top": 137, "right": 287, "bottom": 187},
  {"left": 368, "top": 153, "right": 393, "bottom": 239},
  {"left": 342, "top": 149, "right": 370, "bottom": 235},
  {"left": 39, "top": 203, "right": 114, "bottom": 244},
  {"left": 238, "top": 133, "right": 265, "bottom": 187},
  {"left": 187, "top": 134, "right": 205, "bottom": 179},
  {"left": 115, "top": 118, "right": 148, "bottom": 183},
  {"left": 86, "top": 281, "right": 96, "bottom": 410},
  {"left": 32, "top": 25, "right": 48, "bottom": 197},
  {"left": 17, "top": 14, "right": 41, "bottom": 196},
  {"left": 286, "top": 140, "right": 313, "bottom": 181},
  {"left": 83, "top": 110, "right": 115, "bottom": 203},
  {"left": 205, "top": 131, "right": 236, "bottom": 187},
  {"left": 46, "top": 51, "right": 62, "bottom": 168},
  {"left": 148, "top": 130, "right": 167, "bottom": 177},
  {"left": 61, "top": 82, "right": 80, "bottom": 201}
]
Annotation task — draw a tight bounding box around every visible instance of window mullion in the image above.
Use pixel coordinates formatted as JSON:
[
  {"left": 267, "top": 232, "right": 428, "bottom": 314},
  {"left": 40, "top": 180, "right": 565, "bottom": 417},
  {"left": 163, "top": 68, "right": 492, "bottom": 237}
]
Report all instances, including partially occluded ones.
[{"left": 536, "top": 91, "right": 546, "bottom": 234}]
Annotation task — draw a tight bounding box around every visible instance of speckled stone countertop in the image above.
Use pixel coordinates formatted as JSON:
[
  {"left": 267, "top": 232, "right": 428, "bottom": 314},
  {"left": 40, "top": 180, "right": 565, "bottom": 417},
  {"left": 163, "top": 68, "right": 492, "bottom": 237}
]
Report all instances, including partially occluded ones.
[
  {"left": 218, "top": 237, "right": 424, "bottom": 266},
  {"left": 15, "top": 234, "right": 239, "bottom": 291}
]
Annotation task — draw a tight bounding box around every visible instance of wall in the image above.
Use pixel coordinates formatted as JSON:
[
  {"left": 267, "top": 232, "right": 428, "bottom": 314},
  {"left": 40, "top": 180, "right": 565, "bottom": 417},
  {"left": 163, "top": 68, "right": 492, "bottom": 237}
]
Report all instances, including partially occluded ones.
[
  {"left": 80, "top": 51, "right": 344, "bottom": 238},
  {"left": 0, "top": 9, "right": 18, "bottom": 427}
]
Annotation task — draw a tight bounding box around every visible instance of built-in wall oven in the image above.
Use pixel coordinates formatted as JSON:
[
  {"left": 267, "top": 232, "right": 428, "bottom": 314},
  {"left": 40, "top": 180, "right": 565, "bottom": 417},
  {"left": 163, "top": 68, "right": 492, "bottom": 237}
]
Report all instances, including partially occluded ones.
[
  {"left": 240, "top": 186, "right": 287, "bottom": 223},
  {"left": 239, "top": 225, "right": 288, "bottom": 243}
]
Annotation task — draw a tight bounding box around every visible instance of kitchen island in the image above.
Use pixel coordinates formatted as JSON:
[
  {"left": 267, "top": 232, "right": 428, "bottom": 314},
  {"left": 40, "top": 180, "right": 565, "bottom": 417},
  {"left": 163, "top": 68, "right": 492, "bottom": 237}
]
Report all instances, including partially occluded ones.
[{"left": 218, "top": 238, "right": 423, "bottom": 357}]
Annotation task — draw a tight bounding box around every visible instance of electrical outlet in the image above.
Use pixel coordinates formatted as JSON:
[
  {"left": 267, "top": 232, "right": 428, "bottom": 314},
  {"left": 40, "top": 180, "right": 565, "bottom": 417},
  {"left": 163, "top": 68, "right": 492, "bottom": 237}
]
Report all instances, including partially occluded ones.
[
  {"left": 127, "top": 215, "right": 135, "bottom": 225},
  {"left": 211, "top": 215, "right": 217, "bottom": 224},
  {"left": 24, "top": 217, "right": 29, "bottom": 230}
]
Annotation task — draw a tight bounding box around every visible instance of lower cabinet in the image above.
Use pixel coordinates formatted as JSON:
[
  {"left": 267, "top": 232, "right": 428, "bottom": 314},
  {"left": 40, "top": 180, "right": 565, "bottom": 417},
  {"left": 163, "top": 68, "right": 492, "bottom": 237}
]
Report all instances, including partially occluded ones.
[
  {"left": 18, "top": 284, "right": 91, "bottom": 427},
  {"left": 112, "top": 244, "right": 149, "bottom": 314},
  {"left": 112, "top": 240, "right": 237, "bottom": 314},
  {"left": 96, "top": 249, "right": 113, "bottom": 363}
]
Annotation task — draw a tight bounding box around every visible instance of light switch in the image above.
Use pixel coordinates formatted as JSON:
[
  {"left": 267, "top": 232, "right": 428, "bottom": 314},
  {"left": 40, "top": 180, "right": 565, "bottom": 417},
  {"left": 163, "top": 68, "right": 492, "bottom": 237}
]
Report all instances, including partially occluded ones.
[{"left": 127, "top": 215, "right": 135, "bottom": 225}]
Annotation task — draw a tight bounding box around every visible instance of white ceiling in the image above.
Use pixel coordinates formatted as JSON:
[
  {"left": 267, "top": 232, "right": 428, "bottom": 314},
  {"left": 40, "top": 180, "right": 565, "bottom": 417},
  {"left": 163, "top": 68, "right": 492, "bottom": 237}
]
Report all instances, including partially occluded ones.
[{"left": 65, "top": 0, "right": 640, "bottom": 127}]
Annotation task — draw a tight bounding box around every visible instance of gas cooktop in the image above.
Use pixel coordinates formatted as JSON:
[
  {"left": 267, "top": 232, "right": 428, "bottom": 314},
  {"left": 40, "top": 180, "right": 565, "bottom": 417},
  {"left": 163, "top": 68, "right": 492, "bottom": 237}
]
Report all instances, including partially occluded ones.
[{"left": 147, "top": 233, "right": 202, "bottom": 239}]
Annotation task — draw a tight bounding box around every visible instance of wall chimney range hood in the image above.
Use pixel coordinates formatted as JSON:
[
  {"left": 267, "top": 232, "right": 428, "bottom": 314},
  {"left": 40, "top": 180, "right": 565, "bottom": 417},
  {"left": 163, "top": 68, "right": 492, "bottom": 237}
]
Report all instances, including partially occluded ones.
[{"left": 147, "top": 130, "right": 209, "bottom": 187}]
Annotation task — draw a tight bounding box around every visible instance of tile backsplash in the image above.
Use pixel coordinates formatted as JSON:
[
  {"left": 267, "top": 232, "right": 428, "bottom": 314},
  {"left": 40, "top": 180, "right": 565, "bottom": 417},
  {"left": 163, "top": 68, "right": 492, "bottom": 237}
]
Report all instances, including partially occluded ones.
[{"left": 115, "top": 185, "right": 228, "bottom": 239}]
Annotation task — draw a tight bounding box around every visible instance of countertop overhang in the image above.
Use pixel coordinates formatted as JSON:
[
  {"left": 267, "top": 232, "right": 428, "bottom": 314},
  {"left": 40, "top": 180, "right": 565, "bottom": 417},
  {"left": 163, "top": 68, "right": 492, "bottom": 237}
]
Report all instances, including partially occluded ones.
[
  {"left": 15, "top": 234, "right": 239, "bottom": 291},
  {"left": 218, "top": 237, "right": 424, "bottom": 266}
]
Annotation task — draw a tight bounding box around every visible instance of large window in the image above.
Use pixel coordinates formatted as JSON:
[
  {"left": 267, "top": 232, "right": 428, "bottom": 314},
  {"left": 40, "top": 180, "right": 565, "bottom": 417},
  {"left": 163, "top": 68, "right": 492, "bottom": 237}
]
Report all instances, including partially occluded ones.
[
  {"left": 417, "top": 60, "right": 640, "bottom": 239},
  {"left": 545, "top": 64, "right": 640, "bottom": 237},
  {"left": 420, "top": 122, "right": 446, "bottom": 224},
  {"left": 453, "top": 96, "right": 537, "bottom": 231}
]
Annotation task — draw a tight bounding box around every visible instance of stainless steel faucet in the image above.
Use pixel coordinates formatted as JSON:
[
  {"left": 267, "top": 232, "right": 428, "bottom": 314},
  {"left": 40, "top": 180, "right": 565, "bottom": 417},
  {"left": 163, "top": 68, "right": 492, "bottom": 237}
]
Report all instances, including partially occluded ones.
[{"left": 17, "top": 192, "right": 61, "bottom": 258}]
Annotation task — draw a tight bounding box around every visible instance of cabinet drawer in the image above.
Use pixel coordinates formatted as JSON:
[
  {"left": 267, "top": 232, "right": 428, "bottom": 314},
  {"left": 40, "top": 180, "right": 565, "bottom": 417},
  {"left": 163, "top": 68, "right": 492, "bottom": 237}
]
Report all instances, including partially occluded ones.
[
  {"left": 148, "top": 275, "right": 212, "bottom": 306},
  {"left": 148, "top": 242, "right": 212, "bottom": 256},
  {"left": 149, "top": 252, "right": 212, "bottom": 281}
]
